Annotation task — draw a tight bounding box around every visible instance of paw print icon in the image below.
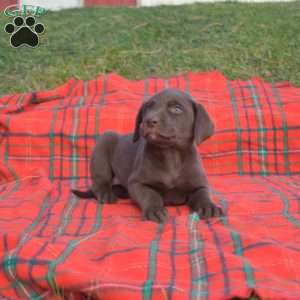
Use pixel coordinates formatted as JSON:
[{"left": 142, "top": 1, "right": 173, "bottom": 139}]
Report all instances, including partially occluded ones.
[{"left": 4, "top": 16, "right": 45, "bottom": 48}]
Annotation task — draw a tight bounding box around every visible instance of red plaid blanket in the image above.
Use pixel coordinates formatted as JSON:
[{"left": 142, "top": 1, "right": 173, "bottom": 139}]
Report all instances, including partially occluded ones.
[{"left": 0, "top": 71, "right": 300, "bottom": 300}]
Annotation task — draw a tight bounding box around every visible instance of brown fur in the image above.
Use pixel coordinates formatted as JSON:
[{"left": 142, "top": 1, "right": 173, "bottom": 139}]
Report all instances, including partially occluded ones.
[{"left": 72, "top": 88, "right": 223, "bottom": 223}]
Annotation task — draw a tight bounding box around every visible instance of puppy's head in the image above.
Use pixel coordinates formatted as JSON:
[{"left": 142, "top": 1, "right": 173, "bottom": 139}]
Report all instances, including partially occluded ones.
[{"left": 133, "top": 88, "right": 214, "bottom": 148}]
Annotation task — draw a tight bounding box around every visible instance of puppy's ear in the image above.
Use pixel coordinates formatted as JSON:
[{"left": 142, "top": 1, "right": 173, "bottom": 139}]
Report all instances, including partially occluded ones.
[
  {"left": 133, "top": 103, "right": 146, "bottom": 142},
  {"left": 193, "top": 101, "right": 215, "bottom": 145}
]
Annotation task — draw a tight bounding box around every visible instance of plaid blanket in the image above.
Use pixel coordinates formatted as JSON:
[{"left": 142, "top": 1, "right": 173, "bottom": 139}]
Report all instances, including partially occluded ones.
[{"left": 0, "top": 71, "right": 300, "bottom": 300}]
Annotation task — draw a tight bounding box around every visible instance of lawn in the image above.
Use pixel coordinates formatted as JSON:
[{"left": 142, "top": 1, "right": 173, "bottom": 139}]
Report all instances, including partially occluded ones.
[{"left": 0, "top": 2, "right": 299, "bottom": 95}]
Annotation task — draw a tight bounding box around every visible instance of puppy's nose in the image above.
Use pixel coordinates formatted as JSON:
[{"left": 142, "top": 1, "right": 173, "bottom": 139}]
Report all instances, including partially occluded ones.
[{"left": 146, "top": 118, "right": 158, "bottom": 128}]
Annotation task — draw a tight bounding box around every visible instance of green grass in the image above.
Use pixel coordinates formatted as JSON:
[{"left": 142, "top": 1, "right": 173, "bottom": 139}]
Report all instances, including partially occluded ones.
[{"left": 0, "top": 2, "right": 300, "bottom": 95}]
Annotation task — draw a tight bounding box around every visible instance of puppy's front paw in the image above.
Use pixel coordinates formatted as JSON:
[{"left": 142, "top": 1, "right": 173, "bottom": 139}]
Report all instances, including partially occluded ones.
[
  {"left": 142, "top": 205, "right": 168, "bottom": 223},
  {"left": 194, "top": 202, "right": 224, "bottom": 220},
  {"left": 94, "top": 188, "right": 117, "bottom": 204}
]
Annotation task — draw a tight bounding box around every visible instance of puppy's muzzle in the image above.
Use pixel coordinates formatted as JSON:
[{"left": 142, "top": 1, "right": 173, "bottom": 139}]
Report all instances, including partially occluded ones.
[{"left": 142, "top": 117, "right": 175, "bottom": 146}]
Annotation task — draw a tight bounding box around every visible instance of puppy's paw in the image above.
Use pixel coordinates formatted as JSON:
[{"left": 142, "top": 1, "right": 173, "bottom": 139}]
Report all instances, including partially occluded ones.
[
  {"left": 142, "top": 205, "right": 168, "bottom": 223},
  {"left": 195, "top": 202, "right": 224, "bottom": 220},
  {"left": 94, "top": 188, "right": 117, "bottom": 204}
]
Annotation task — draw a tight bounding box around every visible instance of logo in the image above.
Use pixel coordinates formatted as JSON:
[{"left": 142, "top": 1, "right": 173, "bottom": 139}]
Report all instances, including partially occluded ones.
[
  {"left": 4, "top": 5, "right": 47, "bottom": 17},
  {"left": 3, "top": 5, "right": 47, "bottom": 48}
]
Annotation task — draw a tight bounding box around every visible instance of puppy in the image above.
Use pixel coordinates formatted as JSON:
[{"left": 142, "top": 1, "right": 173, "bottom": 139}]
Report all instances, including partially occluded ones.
[{"left": 72, "top": 88, "right": 223, "bottom": 223}]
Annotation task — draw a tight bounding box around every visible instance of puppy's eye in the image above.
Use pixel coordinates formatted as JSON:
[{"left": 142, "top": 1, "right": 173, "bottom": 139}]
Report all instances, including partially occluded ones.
[{"left": 170, "top": 104, "right": 183, "bottom": 114}]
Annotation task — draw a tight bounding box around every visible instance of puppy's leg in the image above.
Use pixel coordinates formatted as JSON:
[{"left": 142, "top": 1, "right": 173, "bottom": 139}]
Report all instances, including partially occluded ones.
[
  {"left": 90, "top": 132, "right": 119, "bottom": 204},
  {"left": 128, "top": 182, "right": 167, "bottom": 223},
  {"left": 188, "top": 187, "right": 223, "bottom": 219}
]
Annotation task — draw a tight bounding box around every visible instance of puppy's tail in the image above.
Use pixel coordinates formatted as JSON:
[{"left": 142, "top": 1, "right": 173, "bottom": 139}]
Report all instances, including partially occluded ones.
[{"left": 72, "top": 189, "right": 96, "bottom": 199}]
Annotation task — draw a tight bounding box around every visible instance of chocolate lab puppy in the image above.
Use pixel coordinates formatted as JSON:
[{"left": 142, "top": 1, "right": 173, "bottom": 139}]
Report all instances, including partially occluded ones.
[{"left": 72, "top": 88, "right": 223, "bottom": 223}]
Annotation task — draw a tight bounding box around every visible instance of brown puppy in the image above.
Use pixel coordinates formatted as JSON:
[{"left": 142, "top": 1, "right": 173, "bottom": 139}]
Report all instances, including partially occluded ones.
[{"left": 72, "top": 88, "right": 223, "bottom": 223}]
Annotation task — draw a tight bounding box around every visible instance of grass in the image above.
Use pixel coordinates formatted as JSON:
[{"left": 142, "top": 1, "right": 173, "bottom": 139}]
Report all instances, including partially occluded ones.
[{"left": 0, "top": 2, "right": 299, "bottom": 95}]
